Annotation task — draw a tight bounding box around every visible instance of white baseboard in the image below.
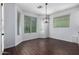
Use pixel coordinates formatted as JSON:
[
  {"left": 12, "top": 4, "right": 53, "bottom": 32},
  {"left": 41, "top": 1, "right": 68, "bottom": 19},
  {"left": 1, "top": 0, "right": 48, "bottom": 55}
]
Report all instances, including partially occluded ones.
[
  {"left": 4, "top": 44, "right": 15, "bottom": 49},
  {"left": 49, "top": 36, "right": 78, "bottom": 44}
]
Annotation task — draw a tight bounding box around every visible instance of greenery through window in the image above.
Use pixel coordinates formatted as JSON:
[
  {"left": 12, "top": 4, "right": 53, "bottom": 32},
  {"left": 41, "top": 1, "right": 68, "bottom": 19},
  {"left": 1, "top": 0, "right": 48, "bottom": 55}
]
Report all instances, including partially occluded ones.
[
  {"left": 53, "top": 15, "right": 70, "bottom": 28},
  {"left": 24, "top": 15, "right": 37, "bottom": 33}
]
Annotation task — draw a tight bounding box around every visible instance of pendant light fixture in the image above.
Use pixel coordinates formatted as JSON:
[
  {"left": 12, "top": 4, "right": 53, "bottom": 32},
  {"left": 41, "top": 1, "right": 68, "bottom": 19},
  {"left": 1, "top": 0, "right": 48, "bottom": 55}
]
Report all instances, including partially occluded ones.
[
  {"left": 45, "top": 3, "right": 49, "bottom": 23},
  {"left": 37, "top": 3, "right": 49, "bottom": 23}
]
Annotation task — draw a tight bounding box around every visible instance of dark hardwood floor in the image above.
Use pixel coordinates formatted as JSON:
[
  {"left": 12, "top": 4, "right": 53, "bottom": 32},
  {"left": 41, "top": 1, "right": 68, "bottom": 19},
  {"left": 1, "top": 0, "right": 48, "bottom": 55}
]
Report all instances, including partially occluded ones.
[{"left": 3, "top": 38, "right": 79, "bottom": 55}]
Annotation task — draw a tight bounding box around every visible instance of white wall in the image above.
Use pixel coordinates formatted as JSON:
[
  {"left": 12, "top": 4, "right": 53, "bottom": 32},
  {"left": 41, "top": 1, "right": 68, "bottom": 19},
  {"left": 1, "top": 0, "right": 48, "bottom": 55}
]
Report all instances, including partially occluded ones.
[
  {"left": 4, "top": 3, "right": 16, "bottom": 49},
  {"left": 49, "top": 6, "right": 79, "bottom": 43},
  {"left": 15, "top": 6, "right": 24, "bottom": 46},
  {"left": 35, "top": 15, "right": 49, "bottom": 38}
]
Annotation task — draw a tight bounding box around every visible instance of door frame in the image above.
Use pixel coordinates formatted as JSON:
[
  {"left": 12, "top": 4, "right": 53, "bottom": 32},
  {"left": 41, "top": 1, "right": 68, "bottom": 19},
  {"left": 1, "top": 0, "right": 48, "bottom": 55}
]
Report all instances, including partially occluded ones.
[
  {"left": 0, "top": 3, "right": 4, "bottom": 55},
  {"left": 0, "top": 3, "right": 2, "bottom": 55}
]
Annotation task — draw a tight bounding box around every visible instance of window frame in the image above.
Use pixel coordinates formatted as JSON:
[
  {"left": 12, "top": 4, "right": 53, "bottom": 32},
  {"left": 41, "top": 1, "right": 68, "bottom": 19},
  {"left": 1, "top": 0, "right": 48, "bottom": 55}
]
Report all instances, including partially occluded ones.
[{"left": 24, "top": 15, "right": 37, "bottom": 33}]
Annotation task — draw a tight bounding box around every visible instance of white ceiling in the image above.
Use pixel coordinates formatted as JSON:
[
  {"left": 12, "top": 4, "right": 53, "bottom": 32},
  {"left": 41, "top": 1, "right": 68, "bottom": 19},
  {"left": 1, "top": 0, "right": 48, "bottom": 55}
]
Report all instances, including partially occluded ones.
[{"left": 17, "top": 3, "right": 79, "bottom": 15}]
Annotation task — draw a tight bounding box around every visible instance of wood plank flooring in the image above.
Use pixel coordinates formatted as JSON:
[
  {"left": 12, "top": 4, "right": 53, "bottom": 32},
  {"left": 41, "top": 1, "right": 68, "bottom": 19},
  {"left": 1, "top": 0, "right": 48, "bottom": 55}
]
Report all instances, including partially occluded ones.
[{"left": 3, "top": 38, "right": 79, "bottom": 55}]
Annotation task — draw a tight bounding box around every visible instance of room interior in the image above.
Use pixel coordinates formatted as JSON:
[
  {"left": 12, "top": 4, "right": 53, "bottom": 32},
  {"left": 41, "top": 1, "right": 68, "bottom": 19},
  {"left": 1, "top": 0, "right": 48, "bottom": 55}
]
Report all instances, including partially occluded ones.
[{"left": 1, "top": 3, "right": 79, "bottom": 55}]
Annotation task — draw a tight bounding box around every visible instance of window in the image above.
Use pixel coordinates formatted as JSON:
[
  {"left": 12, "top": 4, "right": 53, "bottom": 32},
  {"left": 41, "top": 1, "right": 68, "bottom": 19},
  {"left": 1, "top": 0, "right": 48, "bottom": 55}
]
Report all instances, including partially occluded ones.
[
  {"left": 17, "top": 12, "right": 20, "bottom": 35},
  {"left": 24, "top": 15, "right": 37, "bottom": 33},
  {"left": 24, "top": 16, "right": 31, "bottom": 33},
  {"left": 31, "top": 17, "right": 37, "bottom": 32},
  {"left": 53, "top": 15, "right": 70, "bottom": 28}
]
